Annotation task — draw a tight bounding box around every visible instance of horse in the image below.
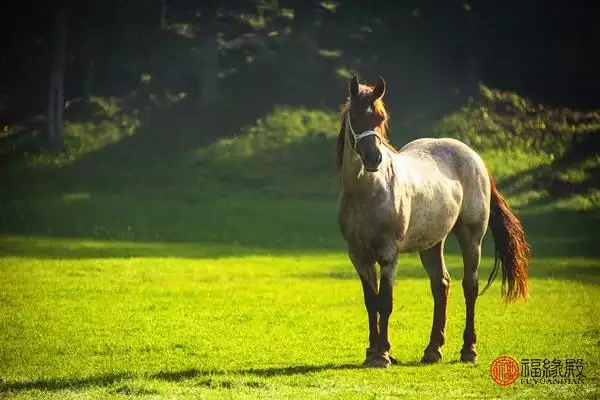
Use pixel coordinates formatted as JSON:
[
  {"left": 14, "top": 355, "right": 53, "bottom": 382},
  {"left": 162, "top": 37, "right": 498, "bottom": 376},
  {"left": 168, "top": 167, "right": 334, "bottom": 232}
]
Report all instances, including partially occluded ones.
[{"left": 336, "top": 76, "right": 530, "bottom": 368}]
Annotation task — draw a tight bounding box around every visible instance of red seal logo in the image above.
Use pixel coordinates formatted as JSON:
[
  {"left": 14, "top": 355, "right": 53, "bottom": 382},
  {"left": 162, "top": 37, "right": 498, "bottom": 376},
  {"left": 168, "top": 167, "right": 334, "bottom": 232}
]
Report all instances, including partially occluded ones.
[{"left": 490, "top": 356, "right": 520, "bottom": 387}]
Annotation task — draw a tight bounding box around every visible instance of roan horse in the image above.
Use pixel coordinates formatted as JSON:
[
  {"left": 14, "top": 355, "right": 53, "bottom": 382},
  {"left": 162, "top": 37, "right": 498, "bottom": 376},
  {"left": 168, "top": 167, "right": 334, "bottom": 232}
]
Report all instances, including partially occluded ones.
[{"left": 337, "top": 76, "right": 530, "bottom": 368}]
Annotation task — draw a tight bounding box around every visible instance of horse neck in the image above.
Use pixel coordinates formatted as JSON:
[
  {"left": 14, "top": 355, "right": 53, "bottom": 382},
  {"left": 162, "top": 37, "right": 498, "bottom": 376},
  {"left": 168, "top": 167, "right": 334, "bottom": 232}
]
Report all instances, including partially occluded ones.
[{"left": 341, "top": 142, "right": 392, "bottom": 196}]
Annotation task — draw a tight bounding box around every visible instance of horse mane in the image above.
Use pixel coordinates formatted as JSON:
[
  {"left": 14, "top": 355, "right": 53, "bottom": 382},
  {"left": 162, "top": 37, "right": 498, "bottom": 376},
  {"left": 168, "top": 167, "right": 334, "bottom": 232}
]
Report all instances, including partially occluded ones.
[{"left": 335, "top": 84, "right": 396, "bottom": 173}]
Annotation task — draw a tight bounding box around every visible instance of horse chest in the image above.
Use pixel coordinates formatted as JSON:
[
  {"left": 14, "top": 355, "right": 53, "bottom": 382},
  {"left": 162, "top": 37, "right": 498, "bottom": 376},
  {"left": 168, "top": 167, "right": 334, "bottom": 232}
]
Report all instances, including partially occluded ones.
[{"left": 338, "top": 195, "right": 404, "bottom": 253}]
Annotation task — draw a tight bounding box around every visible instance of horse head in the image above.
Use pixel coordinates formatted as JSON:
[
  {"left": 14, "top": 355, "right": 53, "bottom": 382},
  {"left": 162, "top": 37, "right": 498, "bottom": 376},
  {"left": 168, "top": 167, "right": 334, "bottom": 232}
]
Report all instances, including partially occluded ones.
[{"left": 342, "top": 76, "right": 389, "bottom": 172}]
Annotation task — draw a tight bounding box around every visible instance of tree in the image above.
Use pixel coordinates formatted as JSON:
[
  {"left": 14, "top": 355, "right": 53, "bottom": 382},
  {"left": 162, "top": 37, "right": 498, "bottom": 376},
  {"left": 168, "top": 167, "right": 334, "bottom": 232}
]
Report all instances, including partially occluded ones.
[
  {"left": 198, "top": 2, "right": 219, "bottom": 112},
  {"left": 279, "top": 0, "right": 320, "bottom": 101},
  {"left": 78, "top": 13, "right": 103, "bottom": 113},
  {"left": 47, "top": 5, "right": 68, "bottom": 148}
]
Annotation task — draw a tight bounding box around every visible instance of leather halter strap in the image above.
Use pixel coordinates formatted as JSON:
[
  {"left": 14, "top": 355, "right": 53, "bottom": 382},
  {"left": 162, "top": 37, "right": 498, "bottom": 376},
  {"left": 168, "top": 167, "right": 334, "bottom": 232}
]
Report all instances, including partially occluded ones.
[{"left": 345, "top": 111, "right": 382, "bottom": 152}]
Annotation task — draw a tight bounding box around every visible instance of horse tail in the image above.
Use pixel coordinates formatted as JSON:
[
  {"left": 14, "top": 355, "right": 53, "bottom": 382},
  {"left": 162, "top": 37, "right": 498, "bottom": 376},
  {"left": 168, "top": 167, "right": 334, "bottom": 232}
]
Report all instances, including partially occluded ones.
[{"left": 480, "top": 176, "right": 530, "bottom": 303}]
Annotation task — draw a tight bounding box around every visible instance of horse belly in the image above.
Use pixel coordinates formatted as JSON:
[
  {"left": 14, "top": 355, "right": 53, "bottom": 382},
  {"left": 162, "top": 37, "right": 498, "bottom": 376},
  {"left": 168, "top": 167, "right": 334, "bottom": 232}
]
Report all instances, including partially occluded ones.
[{"left": 398, "top": 189, "right": 461, "bottom": 253}]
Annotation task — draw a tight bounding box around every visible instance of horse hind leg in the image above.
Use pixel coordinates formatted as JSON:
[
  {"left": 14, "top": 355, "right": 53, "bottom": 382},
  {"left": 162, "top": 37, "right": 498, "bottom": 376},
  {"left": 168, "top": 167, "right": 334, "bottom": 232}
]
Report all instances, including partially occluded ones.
[
  {"left": 419, "top": 240, "right": 451, "bottom": 364},
  {"left": 454, "top": 220, "right": 485, "bottom": 363}
]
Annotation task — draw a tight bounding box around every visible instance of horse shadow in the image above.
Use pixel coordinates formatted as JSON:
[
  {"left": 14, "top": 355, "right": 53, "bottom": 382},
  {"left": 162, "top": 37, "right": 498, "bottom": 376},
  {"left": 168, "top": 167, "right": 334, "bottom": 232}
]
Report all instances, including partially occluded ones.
[
  {"left": 0, "top": 372, "right": 134, "bottom": 393},
  {"left": 0, "top": 361, "right": 437, "bottom": 393}
]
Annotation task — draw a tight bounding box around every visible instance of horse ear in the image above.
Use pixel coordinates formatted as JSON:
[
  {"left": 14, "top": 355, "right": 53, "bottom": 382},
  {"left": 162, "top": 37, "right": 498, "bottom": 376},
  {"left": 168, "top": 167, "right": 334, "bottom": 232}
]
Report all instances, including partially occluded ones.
[
  {"left": 350, "top": 76, "right": 359, "bottom": 98},
  {"left": 373, "top": 76, "right": 386, "bottom": 100}
]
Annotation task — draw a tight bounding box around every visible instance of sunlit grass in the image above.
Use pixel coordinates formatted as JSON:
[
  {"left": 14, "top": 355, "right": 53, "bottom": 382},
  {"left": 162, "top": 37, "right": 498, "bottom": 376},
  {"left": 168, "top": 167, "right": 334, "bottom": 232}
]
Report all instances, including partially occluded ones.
[
  {"left": 0, "top": 240, "right": 599, "bottom": 399},
  {"left": 0, "top": 186, "right": 598, "bottom": 399}
]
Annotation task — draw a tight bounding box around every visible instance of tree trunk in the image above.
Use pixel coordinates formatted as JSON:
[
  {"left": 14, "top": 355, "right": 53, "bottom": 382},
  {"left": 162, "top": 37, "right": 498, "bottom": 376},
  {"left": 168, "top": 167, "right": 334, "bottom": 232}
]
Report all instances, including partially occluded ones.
[
  {"left": 82, "top": 58, "right": 94, "bottom": 110},
  {"left": 283, "top": 0, "right": 318, "bottom": 100},
  {"left": 160, "top": 0, "right": 168, "bottom": 30},
  {"left": 47, "top": 6, "right": 68, "bottom": 149},
  {"left": 198, "top": 6, "right": 218, "bottom": 112},
  {"left": 81, "top": 31, "right": 102, "bottom": 114},
  {"left": 291, "top": 0, "right": 318, "bottom": 53}
]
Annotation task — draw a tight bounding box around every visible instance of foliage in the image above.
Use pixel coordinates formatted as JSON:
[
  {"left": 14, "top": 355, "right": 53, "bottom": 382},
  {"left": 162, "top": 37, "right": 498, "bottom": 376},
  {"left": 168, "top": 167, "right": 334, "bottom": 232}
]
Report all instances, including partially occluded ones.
[
  {"left": 434, "top": 85, "right": 600, "bottom": 154},
  {"left": 6, "top": 86, "right": 598, "bottom": 210},
  {"left": 191, "top": 106, "right": 340, "bottom": 197},
  {"left": 26, "top": 97, "right": 140, "bottom": 167},
  {"left": 433, "top": 86, "right": 600, "bottom": 211}
]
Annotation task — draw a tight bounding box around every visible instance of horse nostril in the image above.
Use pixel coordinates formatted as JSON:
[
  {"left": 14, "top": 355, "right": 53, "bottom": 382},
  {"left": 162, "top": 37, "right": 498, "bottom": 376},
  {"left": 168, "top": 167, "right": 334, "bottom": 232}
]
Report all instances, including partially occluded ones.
[{"left": 363, "top": 151, "right": 382, "bottom": 171}]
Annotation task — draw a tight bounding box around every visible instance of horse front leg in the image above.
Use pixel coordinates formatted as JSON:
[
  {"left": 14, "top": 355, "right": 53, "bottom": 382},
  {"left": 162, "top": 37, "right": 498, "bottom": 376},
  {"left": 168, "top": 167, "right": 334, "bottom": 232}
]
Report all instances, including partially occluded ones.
[
  {"left": 359, "top": 277, "right": 380, "bottom": 362},
  {"left": 420, "top": 241, "right": 450, "bottom": 364},
  {"left": 360, "top": 250, "right": 399, "bottom": 368},
  {"left": 349, "top": 250, "right": 388, "bottom": 367},
  {"left": 375, "top": 262, "right": 397, "bottom": 367}
]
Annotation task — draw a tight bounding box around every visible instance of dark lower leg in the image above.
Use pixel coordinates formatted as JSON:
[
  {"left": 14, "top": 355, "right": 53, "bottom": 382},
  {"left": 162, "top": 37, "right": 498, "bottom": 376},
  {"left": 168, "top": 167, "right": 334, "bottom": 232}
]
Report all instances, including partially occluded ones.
[
  {"left": 360, "top": 278, "right": 379, "bottom": 350},
  {"left": 427, "top": 276, "right": 450, "bottom": 350},
  {"left": 455, "top": 228, "right": 482, "bottom": 363},
  {"left": 377, "top": 274, "right": 393, "bottom": 354},
  {"left": 461, "top": 276, "right": 478, "bottom": 361},
  {"left": 419, "top": 243, "right": 450, "bottom": 363}
]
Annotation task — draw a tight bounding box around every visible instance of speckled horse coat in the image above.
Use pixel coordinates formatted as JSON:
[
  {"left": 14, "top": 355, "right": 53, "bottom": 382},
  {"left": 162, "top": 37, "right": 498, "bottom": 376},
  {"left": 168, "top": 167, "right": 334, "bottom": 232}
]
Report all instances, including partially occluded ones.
[{"left": 337, "top": 76, "right": 530, "bottom": 368}]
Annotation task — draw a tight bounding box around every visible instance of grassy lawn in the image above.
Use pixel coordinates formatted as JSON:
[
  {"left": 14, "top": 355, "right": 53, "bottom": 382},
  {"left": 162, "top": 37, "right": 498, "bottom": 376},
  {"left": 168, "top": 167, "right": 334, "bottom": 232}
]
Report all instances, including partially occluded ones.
[
  {"left": 1, "top": 188, "right": 599, "bottom": 399},
  {"left": 1, "top": 99, "right": 599, "bottom": 398}
]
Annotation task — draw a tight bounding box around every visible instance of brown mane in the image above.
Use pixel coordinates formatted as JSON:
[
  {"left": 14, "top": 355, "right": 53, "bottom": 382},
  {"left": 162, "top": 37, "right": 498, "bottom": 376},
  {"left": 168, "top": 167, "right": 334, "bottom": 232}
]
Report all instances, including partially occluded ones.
[{"left": 336, "top": 84, "right": 396, "bottom": 173}]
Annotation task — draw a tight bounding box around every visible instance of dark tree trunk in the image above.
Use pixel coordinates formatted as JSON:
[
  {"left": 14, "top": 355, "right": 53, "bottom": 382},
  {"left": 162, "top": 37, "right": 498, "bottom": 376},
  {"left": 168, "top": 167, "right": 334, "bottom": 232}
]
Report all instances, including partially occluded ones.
[
  {"left": 198, "top": 5, "right": 218, "bottom": 112},
  {"left": 82, "top": 58, "right": 95, "bottom": 110},
  {"left": 81, "top": 32, "right": 102, "bottom": 113},
  {"left": 282, "top": 0, "right": 319, "bottom": 101},
  {"left": 160, "top": 0, "right": 168, "bottom": 30},
  {"left": 47, "top": 6, "right": 68, "bottom": 148},
  {"left": 291, "top": 0, "right": 318, "bottom": 53}
]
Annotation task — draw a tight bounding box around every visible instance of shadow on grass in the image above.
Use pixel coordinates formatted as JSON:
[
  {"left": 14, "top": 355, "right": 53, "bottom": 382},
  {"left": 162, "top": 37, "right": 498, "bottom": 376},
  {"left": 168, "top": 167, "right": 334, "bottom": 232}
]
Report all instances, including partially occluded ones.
[
  {"left": 0, "top": 372, "right": 133, "bottom": 393},
  {"left": 152, "top": 363, "right": 363, "bottom": 381},
  {"left": 0, "top": 236, "right": 291, "bottom": 260},
  {"left": 292, "top": 225, "right": 600, "bottom": 284},
  {"left": 0, "top": 363, "right": 365, "bottom": 393},
  {"left": 0, "top": 195, "right": 597, "bottom": 260},
  {"left": 296, "top": 261, "right": 600, "bottom": 285},
  {"left": 497, "top": 133, "right": 600, "bottom": 209}
]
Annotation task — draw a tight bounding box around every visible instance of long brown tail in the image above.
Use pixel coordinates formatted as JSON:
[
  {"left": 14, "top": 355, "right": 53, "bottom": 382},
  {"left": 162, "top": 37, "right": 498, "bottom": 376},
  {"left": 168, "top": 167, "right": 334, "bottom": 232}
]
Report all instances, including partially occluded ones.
[{"left": 480, "top": 177, "right": 531, "bottom": 303}]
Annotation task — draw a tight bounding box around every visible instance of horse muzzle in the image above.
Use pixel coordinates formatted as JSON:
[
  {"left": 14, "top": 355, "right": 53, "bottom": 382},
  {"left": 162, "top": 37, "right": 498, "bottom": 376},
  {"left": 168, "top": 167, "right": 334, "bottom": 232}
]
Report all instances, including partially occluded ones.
[{"left": 362, "top": 150, "right": 383, "bottom": 172}]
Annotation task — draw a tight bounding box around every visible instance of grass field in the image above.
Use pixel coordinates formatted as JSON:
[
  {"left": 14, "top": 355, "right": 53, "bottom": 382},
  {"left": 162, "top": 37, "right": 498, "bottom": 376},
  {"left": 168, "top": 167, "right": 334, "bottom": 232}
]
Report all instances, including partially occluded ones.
[{"left": 1, "top": 98, "right": 599, "bottom": 399}]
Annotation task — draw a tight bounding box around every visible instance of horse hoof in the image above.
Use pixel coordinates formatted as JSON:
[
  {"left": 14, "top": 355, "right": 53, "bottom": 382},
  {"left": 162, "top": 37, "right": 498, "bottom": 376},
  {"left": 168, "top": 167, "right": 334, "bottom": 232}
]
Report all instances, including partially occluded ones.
[
  {"left": 420, "top": 348, "right": 443, "bottom": 364},
  {"left": 363, "top": 354, "right": 391, "bottom": 368},
  {"left": 363, "top": 348, "right": 392, "bottom": 368},
  {"left": 460, "top": 349, "right": 478, "bottom": 363}
]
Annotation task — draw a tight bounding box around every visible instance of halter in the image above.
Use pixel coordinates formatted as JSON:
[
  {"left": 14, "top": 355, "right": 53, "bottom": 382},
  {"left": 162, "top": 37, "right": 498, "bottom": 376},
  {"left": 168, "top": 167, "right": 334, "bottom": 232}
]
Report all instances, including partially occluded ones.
[{"left": 345, "top": 110, "right": 383, "bottom": 153}]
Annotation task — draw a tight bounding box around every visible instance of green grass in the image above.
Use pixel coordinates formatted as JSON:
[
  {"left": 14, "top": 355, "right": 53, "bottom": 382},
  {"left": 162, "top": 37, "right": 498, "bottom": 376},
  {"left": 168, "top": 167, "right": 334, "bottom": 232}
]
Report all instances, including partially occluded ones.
[
  {"left": 1, "top": 236, "right": 599, "bottom": 399},
  {"left": 1, "top": 90, "right": 599, "bottom": 398},
  {"left": 1, "top": 186, "right": 599, "bottom": 399}
]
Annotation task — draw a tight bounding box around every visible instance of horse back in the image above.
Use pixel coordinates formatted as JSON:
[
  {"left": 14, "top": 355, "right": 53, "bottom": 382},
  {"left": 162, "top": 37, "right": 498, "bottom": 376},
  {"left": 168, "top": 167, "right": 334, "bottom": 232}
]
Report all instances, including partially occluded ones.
[
  {"left": 397, "top": 137, "right": 489, "bottom": 187},
  {"left": 391, "top": 137, "right": 491, "bottom": 250}
]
